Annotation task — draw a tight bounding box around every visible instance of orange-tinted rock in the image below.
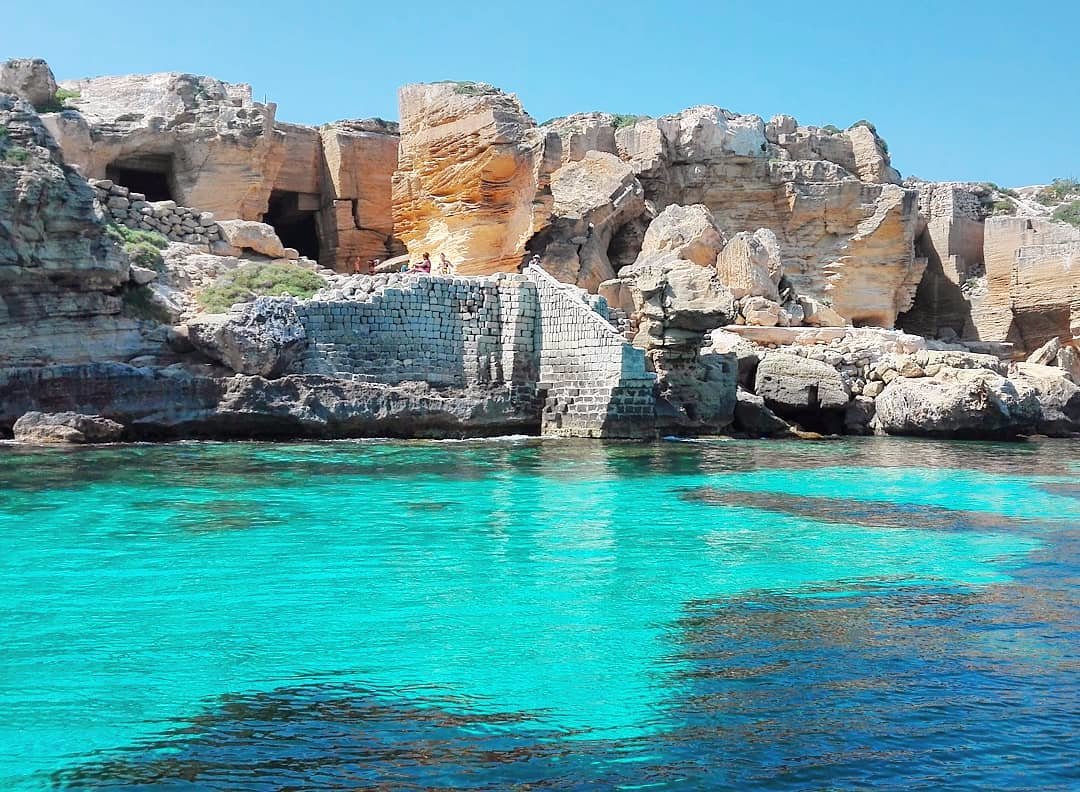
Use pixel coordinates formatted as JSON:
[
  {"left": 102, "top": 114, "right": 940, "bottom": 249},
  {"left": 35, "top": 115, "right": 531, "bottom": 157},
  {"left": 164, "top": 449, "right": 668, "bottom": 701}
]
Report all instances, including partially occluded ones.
[{"left": 392, "top": 82, "right": 547, "bottom": 275}]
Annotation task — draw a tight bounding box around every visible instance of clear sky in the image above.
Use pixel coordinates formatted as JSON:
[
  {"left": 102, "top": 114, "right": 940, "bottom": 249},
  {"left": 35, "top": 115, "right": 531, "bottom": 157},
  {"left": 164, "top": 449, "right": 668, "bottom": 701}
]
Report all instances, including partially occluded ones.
[{"left": 5, "top": 0, "right": 1078, "bottom": 186}]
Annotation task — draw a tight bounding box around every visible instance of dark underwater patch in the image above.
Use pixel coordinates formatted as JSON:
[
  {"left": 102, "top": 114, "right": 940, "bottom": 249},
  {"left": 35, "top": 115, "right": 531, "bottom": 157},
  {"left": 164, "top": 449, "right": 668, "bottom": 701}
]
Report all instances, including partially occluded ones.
[{"left": 678, "top": 487, "right": 1055, "bottom": 534}]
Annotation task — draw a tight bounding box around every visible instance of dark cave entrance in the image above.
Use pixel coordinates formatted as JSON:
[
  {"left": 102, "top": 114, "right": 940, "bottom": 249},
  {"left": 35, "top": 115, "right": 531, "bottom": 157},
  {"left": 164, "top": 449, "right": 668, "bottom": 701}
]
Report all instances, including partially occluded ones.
[
  {"left": 264, "top": 190, "right": 320, "bottom": 261},
  {"left": 105, "top": 154, "right": 175, "bottom": 202}
]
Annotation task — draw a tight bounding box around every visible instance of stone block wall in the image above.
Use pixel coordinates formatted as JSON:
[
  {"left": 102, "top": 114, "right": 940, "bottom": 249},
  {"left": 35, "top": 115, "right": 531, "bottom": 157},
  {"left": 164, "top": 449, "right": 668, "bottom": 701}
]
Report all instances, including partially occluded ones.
[
  {"left": 525, "top": 264, "right": 656, "bottom": 437},
  {"left": 290, "top": 273, "right": 539, "bottom": 398},
  {"left": 90, "top": 178, "right": 222, "bottom": 245}
]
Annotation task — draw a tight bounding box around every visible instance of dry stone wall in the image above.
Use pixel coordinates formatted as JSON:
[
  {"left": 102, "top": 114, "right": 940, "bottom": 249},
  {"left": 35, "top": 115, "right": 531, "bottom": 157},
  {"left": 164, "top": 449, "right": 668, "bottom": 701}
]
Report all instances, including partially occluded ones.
[{"left": 90, "top": 178, "right": 222, "bottom": 245}]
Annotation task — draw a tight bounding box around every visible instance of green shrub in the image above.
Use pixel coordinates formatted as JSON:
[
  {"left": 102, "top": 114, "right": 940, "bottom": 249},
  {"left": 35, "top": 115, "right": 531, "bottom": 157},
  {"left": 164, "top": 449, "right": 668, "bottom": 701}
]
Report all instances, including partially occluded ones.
[
  {"left": 125, "top": 240, "right": 165, "bottom": 271},
  {"left": 198, "top": 262, "right": 326, "bottom": 313},
  {"left": 105, "top": 224, "right": 168, "bottom": 249},
  {"left": 34, "top": 87, "right": 81, "bottom": 113},
  {"left": 1052, "top": 200, "right": 1080, "bottom": 228},
  {"left": 1037, "top": 178, "right": 1080, "bottom": 206},
  {"left": 442, "top": 80, "right": 497, "bottom": 97},
  {"left": 849, "top": 119, "right": 877, "bottom": 133},
  {"left": 121, "top": 285, "right": 172, "bottom": 324},
  {"left": 992, "top": 200, "right": 1016, "bottom": 216},
  {"left": 821, "top": 124, "right": 841, "bottom": 135},
  {"left": 0, "top": 126, "right": 8, "bottom": 141},
  {"left": 611, "top": 113, "right": 647, "bottom": 129},
  {"left": 4, "top": 146, "right": 29, "bottom": 164},
  {"left": 983, "top": 182, "right": 1019, "bottom": 199}
]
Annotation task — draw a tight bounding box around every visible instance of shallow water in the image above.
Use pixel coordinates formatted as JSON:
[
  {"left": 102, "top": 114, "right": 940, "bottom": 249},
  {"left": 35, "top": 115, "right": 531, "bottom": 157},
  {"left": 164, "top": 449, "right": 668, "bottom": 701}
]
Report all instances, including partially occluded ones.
[{"left": 0, "top": 437, "right": 1077, "bottom": 789}]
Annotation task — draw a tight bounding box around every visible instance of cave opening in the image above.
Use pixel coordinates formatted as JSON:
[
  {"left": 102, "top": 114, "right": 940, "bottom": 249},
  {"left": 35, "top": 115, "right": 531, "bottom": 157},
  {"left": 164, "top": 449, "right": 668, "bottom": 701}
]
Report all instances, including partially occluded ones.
[
  {"left": 105, "top": 154, "right": 175, "bottom": 202},
  {"left": 263, "top": 190, "right": 320, "bottom": 261}
]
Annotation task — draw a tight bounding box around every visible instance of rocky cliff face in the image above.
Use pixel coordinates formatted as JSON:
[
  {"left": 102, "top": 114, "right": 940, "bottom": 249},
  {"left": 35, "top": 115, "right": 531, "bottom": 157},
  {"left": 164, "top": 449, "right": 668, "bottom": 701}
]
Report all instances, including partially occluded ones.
[
  {"left": 0, "top": 94, "right": 152, "bottom": 366},
  {"left": 392, "top": 89, "right": 923, "bottom": 328},
  {"left": 43, "top": 72, "right": 283, "bottom": 220},
  {"left": 391, "top": 82, "right": 548, "bottom": 275}
]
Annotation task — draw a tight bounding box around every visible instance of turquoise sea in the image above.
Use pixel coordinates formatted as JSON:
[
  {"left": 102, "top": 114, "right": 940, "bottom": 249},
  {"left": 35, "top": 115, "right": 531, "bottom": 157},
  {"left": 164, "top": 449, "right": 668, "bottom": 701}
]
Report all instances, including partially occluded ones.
[{"left": 0, "top": 437, "right": 1077, "bottom": 789}]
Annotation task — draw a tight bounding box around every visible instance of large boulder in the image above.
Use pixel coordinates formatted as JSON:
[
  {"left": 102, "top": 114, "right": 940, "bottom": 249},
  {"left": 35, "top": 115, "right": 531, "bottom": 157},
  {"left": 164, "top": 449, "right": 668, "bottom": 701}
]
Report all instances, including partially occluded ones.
[
  {"left": 639, "top": 204, "right": 725, "bottom": 268},
  {"left": 873, "top": 367, "right": 1041, "bottom": 438},
  {"left": 216, "top": 219, "right": 288, "bottom": 259},
  {"left": 733, "top": 387, "right": 791, "bottom": 437},
  {"left": 0, "top": 58, "right": 58, "bottom": 109},
  {"left": 1011, "top": 362, "right": 1080, "bottom": 436},
  {"left": 186, "top": 296, "right": 307, "bottom": 377},
  {"left": 13, "top": 411, "right": 125, "bottom": 443},
  {"left": 754, "top": 353, "right": 850, "bottom": 430},
  {"left": 716, "top": 228, "right": 782, "bottom": 300},
  {"left": 536, "top": 151, "right": 646, "bottom": 290}
]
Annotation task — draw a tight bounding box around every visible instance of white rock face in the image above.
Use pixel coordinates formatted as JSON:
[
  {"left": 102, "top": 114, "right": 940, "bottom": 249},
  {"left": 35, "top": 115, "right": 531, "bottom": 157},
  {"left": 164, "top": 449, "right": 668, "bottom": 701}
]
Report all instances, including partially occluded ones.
[
  {"left": 541, "top": 151, "right": 645, "bottom": 290},
  {"left": 717, "top": 229, "right": 783, "bottom": 300},
  {"left": 639, "top": 204, "right": 725, "bottom": 269},
  {"left": 216, "top": 220, "right": 289, "bottom": 259},
  {"left": 0, "top": 58, "right": 58, "bottom": 108},
  {"left": 186, "top": 297, "right": 307, "bottom": 377},
  {"left": 873, "top": 367, "right": 1041, "bottom": 437},
  {"left": 42, "top": 72, "right": 282, "bottom": 221}
]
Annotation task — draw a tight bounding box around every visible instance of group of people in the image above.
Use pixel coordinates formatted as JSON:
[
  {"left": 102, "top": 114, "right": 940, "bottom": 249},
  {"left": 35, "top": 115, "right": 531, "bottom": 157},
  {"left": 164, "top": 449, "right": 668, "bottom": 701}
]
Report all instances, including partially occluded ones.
[
  {"left": 350, "top": 252, "right": 454, "bottom": 276},
  {"left": 408, "top": 252, "right": 453, "bottom": 274}
]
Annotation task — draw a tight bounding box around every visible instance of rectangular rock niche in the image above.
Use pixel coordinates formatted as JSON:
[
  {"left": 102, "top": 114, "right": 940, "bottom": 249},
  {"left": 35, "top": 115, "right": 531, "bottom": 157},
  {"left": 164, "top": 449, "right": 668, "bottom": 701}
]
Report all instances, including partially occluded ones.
[
  {"left": 105, "top": 154, "right": 176, "bottom": 203},
  {"left": 263, "top": 190, "right": 321, "bottom": 262}
]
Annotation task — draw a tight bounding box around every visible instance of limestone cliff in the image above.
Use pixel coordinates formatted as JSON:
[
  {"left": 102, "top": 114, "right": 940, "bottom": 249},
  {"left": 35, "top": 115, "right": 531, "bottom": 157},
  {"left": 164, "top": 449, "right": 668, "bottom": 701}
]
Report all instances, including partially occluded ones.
[
  {"left": 0, "top": 94, "right": 152, "bottom": 366},
  {"left": 43, "top": 72, "right": 284, "bottom": 221},
  {"left": 391, "top": 82, "right": 548, "bottom": 275}
]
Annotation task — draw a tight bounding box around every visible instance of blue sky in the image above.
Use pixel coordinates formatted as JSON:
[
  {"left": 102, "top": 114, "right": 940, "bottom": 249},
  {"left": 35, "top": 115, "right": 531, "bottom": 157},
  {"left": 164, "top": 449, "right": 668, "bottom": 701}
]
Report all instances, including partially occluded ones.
[{"left": 6, "top": 0, "right": 1078, "bottom": 185}]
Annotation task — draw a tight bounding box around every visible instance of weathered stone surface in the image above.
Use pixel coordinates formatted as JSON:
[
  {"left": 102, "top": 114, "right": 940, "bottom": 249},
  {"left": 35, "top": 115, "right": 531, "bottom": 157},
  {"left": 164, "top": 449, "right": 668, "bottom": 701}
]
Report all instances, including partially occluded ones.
[
  {"left": 536, "top": 151, "right": 645, "bottom": 290},
  {"left": 754, "top": 353, "right": 850, "bottom": 416},
  {"left": 0, "top": 58, "right": 58, "bottom": 109},
  {"left": 798, "top": 295, "right": 847, "bottom": 327},
  {"left": 844, "top": 395, "right": 877, "bottom": 435},
  {"left": 612, "top": 106, "right": 920, "bottom": 326},
  {"left": 741, "top": 296, "right": 782, "bottom": 327},
  {"left": 216, "top": 219, "right": 288, "bottom": 259},
  {"left": 976, "top": 217, "right": 1080, "bottom": 352},
  {"left": 0, "top": 363, "right": 537, "bottom": 440},
  {"left": 42, "top": 72, "right": 283, "bottom": 221},
  {"left": 639, "top": 203, "right": 725, "bottom": 268},
  {"left": 1011, "top": 362, "right": 1080, "bottom": 435},
  {"left": 716, "top": 228, "right": 781, "bottom": 300},
  {"left": 873, "top": 367, "right": 1040, "bottom": 438},
  {"left": 0, "top": 95, "right": 155, "bottom": 366},
  {"left": 13, "top": 411, "right": 124, "bottom": 443},
  {"left": 733, "top": 386, "right": 790, "bottom": 437},
  {"left": 317, "top": 119, "right": 400, "bottom": 266},
  {"left": 187, "top": 297, "right": 307, "bottom": 377},
  {"left": 896, "top": 181, "right": 989, "bottom": 340},
  {"left": 392, "top": 82, "right": 546, "bottom": 275}
]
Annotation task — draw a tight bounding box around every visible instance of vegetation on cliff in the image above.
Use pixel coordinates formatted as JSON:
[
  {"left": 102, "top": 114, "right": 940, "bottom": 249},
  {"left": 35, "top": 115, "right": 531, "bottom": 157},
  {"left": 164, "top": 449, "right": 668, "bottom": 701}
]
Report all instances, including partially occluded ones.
[
  {"left": 106, "top": 224, "right": 169, "bottom": 271},
  {"left": 198, "top": 263, "right": 326, "bottom": 313}
]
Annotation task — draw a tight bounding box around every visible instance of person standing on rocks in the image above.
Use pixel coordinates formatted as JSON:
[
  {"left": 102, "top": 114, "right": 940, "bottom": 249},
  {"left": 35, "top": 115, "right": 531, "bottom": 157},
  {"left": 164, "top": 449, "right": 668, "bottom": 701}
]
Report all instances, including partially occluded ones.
[{"left": 438, "top": 252, "right": 452, "bottom": 275}]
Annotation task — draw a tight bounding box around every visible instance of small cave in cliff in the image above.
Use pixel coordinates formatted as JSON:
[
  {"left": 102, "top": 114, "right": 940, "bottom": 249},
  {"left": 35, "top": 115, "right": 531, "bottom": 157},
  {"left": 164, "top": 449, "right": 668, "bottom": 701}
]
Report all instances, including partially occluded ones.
[
  {"left": 105, "top": 155, "right": 175, "bottom": 202},
  {"left": 264, "top": 191, "right": 320, "bottom": 261}
]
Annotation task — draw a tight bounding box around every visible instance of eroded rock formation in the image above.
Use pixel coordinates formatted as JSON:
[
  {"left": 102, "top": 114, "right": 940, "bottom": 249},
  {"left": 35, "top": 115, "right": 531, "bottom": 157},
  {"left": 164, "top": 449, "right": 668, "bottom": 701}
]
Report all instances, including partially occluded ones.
[{"left": 391, "top": 82, "right": 546, "bottom": 275}]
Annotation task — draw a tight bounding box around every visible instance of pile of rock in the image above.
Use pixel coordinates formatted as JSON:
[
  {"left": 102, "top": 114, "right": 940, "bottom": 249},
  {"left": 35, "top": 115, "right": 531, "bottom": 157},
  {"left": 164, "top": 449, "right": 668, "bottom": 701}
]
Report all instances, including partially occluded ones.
[
  {"left": 712, "top": 325, "right": 1080, "bottom": 438},
  {"left": 89, "top": 178, "right": 222, "bottom": 245}
]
